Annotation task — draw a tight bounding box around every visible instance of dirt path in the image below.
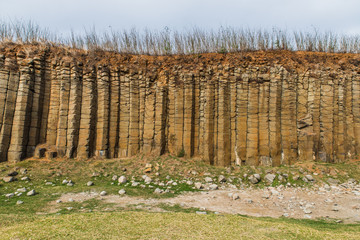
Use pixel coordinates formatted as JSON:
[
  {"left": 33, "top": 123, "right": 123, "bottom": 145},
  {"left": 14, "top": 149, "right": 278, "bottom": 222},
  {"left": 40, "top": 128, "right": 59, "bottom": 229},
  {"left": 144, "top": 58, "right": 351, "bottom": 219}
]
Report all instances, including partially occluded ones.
[{"left": 49, "top": 186, "right": 360, "bottom": 223}]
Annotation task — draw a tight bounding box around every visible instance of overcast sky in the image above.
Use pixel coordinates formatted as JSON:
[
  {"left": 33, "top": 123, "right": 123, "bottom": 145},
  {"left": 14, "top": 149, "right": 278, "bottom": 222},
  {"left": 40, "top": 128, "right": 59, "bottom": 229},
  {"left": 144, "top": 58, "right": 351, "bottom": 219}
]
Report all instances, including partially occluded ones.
[{"left": 1, "top": 0, "right": 360, "bottom": 35}]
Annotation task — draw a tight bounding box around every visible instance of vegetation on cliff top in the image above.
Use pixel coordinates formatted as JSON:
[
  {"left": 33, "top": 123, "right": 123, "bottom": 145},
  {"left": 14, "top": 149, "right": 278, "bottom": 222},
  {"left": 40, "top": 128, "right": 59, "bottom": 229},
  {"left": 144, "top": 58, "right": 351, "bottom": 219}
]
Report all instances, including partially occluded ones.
[{"left": 0, "top": 20, "right": 360, "bottom": 55}]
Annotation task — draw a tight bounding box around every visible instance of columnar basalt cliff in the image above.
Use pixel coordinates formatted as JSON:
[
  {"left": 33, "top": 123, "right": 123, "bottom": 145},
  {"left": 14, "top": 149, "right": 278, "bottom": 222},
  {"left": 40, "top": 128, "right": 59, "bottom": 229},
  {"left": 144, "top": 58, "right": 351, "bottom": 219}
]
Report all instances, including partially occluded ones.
[{"left": 1, "top": 45, "right": 360, "bottom": 166}]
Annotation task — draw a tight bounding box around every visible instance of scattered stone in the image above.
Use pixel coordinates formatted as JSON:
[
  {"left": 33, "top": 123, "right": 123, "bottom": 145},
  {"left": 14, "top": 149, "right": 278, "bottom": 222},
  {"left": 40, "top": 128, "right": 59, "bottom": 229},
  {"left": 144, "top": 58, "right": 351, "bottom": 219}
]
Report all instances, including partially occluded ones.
[
  {"left": 245, "top": 199, "right": 253, "bottom": 204},
  {"left": 112, "top": 175, "right": 118, "bottom": 181},
  {"left": 265, "top": 174, "right": 276, "bottom": 184},
  {"left": 19, "top": 168, "right": 27, "bottom": 175},
  {"left": 92, "top": 172, "right": 100, "bottom": 177},
  {"left": 67, "top": 182, "right": 74, "bottom": 187},
  {"left": 56, "top": 200, "right": 62, "bottom": 203},
  {"left": 186, "top": 180, "right": 193, "bottom": 185},
  {"left": 5, "top": 193, "right": 14, "bottom": 198},
  {"left": 303, "top": 209, "right": 312, "bottom": 214},
  {"left": 253, "top": 174, "right": 261, "bottom": 181},
  {"left": 62, "top": 179, "right": 69, "bottom": 184},
  {"left": 27, "top": 190, "right": 36, "bottom": 196},
  {"left": 21, "top": 176, "right": 30, "bottom": 181},
  {"left": 191, "top": 171, "right": 198, "bottom": 175},
  {"left": 144, "top": 163, "right": 152, "bottom": 173},
  {"left": 17, "top": 187, "right": 27, "bottom": 192},
  {"left": 194, "top": 182, "right": 203, "bottom": 189},
  {"left": 68, "top": 198, "right": 74, "bottom": 202},
  {"left": 209, "top": 184, "right": 218, "bottom": 190},
  {"left": 293, "top": 175, "right": 300, "bottom": 181},
  {"left": 8, "top": 171, "right": 18, "bottom": 177},
  {"left": 118, "top": 189, "right": 126, "bottom": 195},
  {"left": 218, "top": 175, "right": 226, "bottom": 183},
  {"left": 87, "top": 181, "right": 94, "bottom": 186},
  {"left": 16, "top": 200, "right": 24, "bottom": 205},
  {"left": 204, "top": 177, "right": 213, "bottom": 183},
  {"left": 248, "top": 175, "right": 259, "bottom": 184},
  {"left": 283, "top": 213, "right": 289, "bottom": 217},
  {"left": 144, "top": 176, "right": 152, "bottom": 184},
  {"left": 305, "top": 175, "right": 315, "bottom": 182},
  {"left": 232, "top": 193, "right": 240, "bottom": 200},
  {"left": 327, "top": 178, "right": 340, "bottom": 185},
  {"left": 100, "top": 191, "right": 107, "bottom": 196},
  {"left": 154, "top": 188, "right": 163, "bottom": 194},
  {"left": 66, "top": 207, "right": 73, "bottom": 210},
  {"left": 3, "top": 176, "right": 15, "bottom": 183},
  {"left": 118, "top": 176, "right": 127, "bottom": 184},
  {"left": 131, "top": 182, "right": 139, "bottom": 187},
  {"left": 45, "top": 182, "right": 53, "bottom": 185}
]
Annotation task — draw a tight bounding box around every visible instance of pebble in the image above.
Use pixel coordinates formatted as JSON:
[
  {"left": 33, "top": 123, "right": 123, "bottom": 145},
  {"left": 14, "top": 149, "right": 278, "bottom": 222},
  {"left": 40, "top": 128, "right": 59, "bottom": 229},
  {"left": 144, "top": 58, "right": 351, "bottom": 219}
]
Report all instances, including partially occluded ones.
[
  {"left": 21, "top": 176, "right": 30, "bottom": 181},
  {"left": 26, "top": 190, "right": 36, "bottom": 196},
  {"left": 204, "top": 177, "right": 213, "bottom": 183},
  {"left": 218, "top": 175, "right": 226, "bottom": 183},
  {"left": 194, "top": 182, "right": 203, "bottom": 189},
  {"left": 5, "top": 193, "right": 14, "bottom": 198},
  {"left": 154, "top": 188, "right": 163, "bottom": 194},
  {"left": 232, "top": 193, "right": 240, "bottom": 200},
  {"left": 16, "top": 200, "right": 24, "bottom": 205},
  {"left": 118, "top": 176, "right": 127, "bottom": 184},
  {"left": 265, "top": 174, "right": 276, "bottom": 184},
  {"left": 209, "top": 184, "right": 218, "bottom": 190},
  {"left": 118, "top": 189, "right": 126, "bottom": 195},
  {"left": 3, "top": 176, "right": 15, "bottom": 183},
  {"left": 100, "top": 191, "right": 107, "bottom": 196},
  {"left": 87, "top": 181, "right": 94, "bottom": 186}
]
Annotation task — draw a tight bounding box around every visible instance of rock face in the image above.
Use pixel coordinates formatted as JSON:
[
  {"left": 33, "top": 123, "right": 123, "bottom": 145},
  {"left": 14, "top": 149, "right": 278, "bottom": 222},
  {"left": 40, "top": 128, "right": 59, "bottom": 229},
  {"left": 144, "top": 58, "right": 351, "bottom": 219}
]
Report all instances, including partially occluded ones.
[{"left": 1, "top": 45, "right": 360, "bottom": 166}]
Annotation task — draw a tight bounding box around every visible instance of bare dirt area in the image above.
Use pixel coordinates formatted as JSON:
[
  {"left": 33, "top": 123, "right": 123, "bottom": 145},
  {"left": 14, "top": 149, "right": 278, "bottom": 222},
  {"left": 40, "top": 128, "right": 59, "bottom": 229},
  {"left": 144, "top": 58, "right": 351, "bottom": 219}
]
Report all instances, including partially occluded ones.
[{"left": 49, "top": 185, "right": 360, "bottom": 223}]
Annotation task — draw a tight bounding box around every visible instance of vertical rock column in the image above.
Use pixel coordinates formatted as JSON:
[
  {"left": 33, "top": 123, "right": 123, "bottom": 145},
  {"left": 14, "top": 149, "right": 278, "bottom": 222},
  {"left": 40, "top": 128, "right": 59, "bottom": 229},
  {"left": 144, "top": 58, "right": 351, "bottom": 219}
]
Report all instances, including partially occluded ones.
[
  {"left": 95, "top": 66, "right": 110, "bottom": 157},
  {"left": 217, "top": 74, "right": 231, "bottom": 166},
  {"left": 236, "top": 69, "right": 248, "bottom": 165},
  {"left": 108, "top": 67, "right": 120, "bottom": 158},
  {"left": 281, "top": 71, "right": 298, "bottom": 165},
  {"left": 268, "top": 67, "right": 282, "bottom": 166},
  {"left": 246, "top": 74, "right": 259, "bottom": 166},
  {"left": 320, "top": 74, "right": 334, "bottom": 162},
  {"left": 118, "top": 73, "right": 130, "bottom": 157},
  {"left": 0, "top": 55, "right": 20, "bottom": 162},
  {"left": 258, "top": 73, "right": 270, "bottom": 166},
  {"left": 142, "top": 74, "right": 156, "bottom": 154},
  {"left": 0, "top": 55, "right": 9, "bottom": 133},
  {"left": 128, "top": 72, "right": 140, "bottom": 156},
  {"left": 39, "top": 57, "right": 51, "bottom": 144},
  {"left": 8, "top": 56, "right": 34, "bottom": 162},
  {"left": 174, "top": 74, "right": 184, "bottom": 156},
  {"left": 297, "top": 71, "right": 313, "bottom": 161},
  {"left": 203, "top": 72, "right": 215, "bottom": 164},
  {"left": 229, "top": 72, "right": 237, "bottom": 165},
  {"left": 56, "top": 62, "right": 71, "bottom": 156},
  {"left": 336, "top": 76, "right": 346, "bottom": 161},
  {"left": 66, "top": 63, "right": 83, "bottom": 158},
  {"left": 167, "top": 74, "right": 176, "bottom": 155},
  {"left": 344, "top": 75, "right": 356, "bottom": 159},
  {"left": 183, "top": 73, "right": 194, "bottom": 157},
  {"left": 153, "top": 78, "right": 168, "bottom": 155},
  {"left": 77, "top": 66, "right": 97, "bottom": 158},
  {"left": 352, "top": 73, "right": 360, "bottom": 155},
  {"left": 26, "top": 56, "right": 45, "bottom": 157},
  {"left": 46, "top": 61, "right": 60, "bottom": 145}
]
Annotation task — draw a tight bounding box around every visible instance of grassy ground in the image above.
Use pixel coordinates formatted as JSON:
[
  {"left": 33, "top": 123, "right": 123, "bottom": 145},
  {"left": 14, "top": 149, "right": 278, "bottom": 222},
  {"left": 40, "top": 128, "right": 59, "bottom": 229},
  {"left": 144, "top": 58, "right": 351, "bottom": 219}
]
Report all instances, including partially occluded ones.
[
  {"left": 1, "top": 212, "right": 360, "bottom": 240},
  {"left": 1, "top": 155, "right": 360, "bottom": 239}
]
